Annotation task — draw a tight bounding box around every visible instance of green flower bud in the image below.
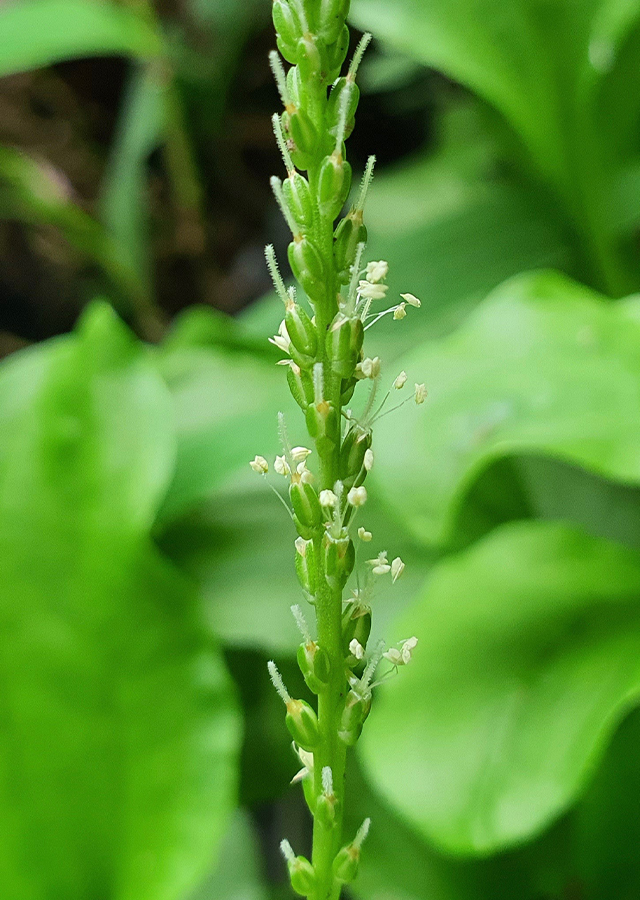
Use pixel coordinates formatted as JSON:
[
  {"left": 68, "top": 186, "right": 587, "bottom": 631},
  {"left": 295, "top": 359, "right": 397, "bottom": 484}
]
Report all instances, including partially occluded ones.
[
  {"left": 326, "top": 313, "right": 364, "bottom": 378},
  {"left": 323, "top": 529, "right": 355, "bottom": 590},
  {"left": 333, "top": 819, "right": 371, "bottom": 884},
  {"left": 290, "top": 480, "right": 322, "bottom": 529},
  {"left": 286, "top": 64, "right": 304, "bottom": 109},
  {"left": 315, "top": 790, "right": 338, "bottom": 829},
  {"left": 294, "top": 535, "right": 317, "bottom": 594},
  {"left": 342, "top": 598, "right": 372, "bottom": 654},
  {"left": 272, "top": 0, "right": 302, "bottom": 61},
  {"left": 317, "top": 0, "right": 348, "bottom": 43},
  {"left": 285, "top": 299, "right": 317, "bottom": 363},
  {"left": 287, "top": 362, "right": 314, "bottom": 410},
  {"left": 288, "top": 235, "right": 325, "bottom": 304},
  {"left": 305, "top": 401, "right": 339, "bottom": 457},
  {"left": 282, "top": 171, "right": 314, "bottom": 232},
  {"left": 284, "top": 107, "right": 318, "bottom": 166},
  {"left": 339, "top": 425, "right": 372, "bottom": 488},
  {"left": 338, "top": 687, "right": 371, "bottom": 746},
  {"left": 318, "top": 152, "right": 352, "bottom": 219},
  {"left": 296, "top": 33, "right": 322, "bottom": 83},
  {"left": 281, "top": 840, "right": 318, "bottom": 896},
  {"left": 334, "top": 209, "right": 367, "bottom": 283},
  {"left": 327, "top": 77, "right": 360, "bottom": 139},
  {"left": 286, "top": 697, "right": 321, "bottom": 750},
  {"left": 323, "top": 23, "right": 350, "bottom": 81},
  {"left": 297, "top": 640, "right": 331, "bottom": 693}
]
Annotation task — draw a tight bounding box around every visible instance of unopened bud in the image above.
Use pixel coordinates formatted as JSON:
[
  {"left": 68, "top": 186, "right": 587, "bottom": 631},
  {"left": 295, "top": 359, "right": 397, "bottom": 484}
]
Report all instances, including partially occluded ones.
[{"left": 281, "top": 840, "right": 317, "bottom": 896}]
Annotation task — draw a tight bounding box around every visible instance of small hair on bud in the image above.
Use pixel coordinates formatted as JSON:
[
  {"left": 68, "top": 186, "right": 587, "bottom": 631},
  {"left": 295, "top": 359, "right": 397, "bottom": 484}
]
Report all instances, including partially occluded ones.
[
  {"left": 268, "top": 660, "right": 291, "bottom": 704},
  {"left": 269, "top": 51, "right": 292, "bottom": 109},
  {"left": 354, "top": 817, "right": 371, "bottom": 848},
  {"left": 322, "top": 766, "right": 334, "bottom": 795},
  {"left": 272, "top": 112, "right": 294, "bottom": 172},
  {"left": 265, "top": 245, "right": 289, "bottom": 304},
  {"left": 280, "top": 839, "right": 296, "bottom": 864},
  {"left": 291, "top": 604, "right": 311, "bottom": 641},
  {"left": 348, "top": 32, "right": 372, "bottom": 80},
  {"left": 356, "top": 155, "right": 375, "bottom": 212}
]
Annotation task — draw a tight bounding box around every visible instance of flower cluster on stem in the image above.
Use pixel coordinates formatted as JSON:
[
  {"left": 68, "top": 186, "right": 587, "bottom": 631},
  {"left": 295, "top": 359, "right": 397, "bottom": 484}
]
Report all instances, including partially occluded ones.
[{"left": 252, "top": 2, "right": 424, "bottom": 896}]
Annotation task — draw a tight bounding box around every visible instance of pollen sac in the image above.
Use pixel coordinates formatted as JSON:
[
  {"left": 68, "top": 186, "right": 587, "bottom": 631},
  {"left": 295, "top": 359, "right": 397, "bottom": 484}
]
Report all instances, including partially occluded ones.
[
  {"left": 323, "top": 529, "right": 355, "bottom": 590},
  {"left": 326, "top": 313, "right": 364, "bottom": 379},
  {"left": 305, "top": 401, "right": 339, "bottom": 457},
  {"left": 288, "top": 236, "right": 325, "bottom": 305},
  {"left": 297, "top": 640, "right": 331, "bottom": 693},
  {"left": 287, "top": 363, "right": 315, "bottom": 410},
  {"left": 290, "top": 480, "right": 323, "bottom": 529},
  {"left": 272, "top": 0, "right": 302, "bottom": 62},
  {"left": 338, "top": 687, "right": 371, "bottom": 746},
  {"left": 327, "top": 78, "right": 360, "bottom": 138},
  {"left": 334, "top": 209, "right": 368, "bottom": 283},
  {"left": 282, "top": 171, "right": 314, "bottom": 232},
  {"left": 285, "top": 301, "right": 317, "bottom": 366},
  {"left": 339, "top": 425, "right": 372, "bottom": 488},
  {"left": 342, "top": 601, "right": 372, "bottom": 655},
  {"left": 286, "top": 697, "right": 321, "bottom": 751},
  {"left": 318, "top": 152, "right": 352, "bottom": 220}
]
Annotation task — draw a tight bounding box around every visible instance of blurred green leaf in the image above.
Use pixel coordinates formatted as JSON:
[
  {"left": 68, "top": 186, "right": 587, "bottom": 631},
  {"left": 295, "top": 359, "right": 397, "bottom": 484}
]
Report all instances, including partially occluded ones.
[
  {"left": 0, "top": 303, "right": 240, "bottom": 900},
  {"left": 99, "top": 64, "right": 166, "bottom": 292},
  {"left": 188, "top": 808, "right": 267, "bottom": 900},
  {"left": 373, "top": 270, "right": 640, "bottom": 545},
  {"left": 359, "top": 520, "right": 640, "bottom": 855},
  {"left": 0, "top": 0, "right": 161, "bottom": 78}
]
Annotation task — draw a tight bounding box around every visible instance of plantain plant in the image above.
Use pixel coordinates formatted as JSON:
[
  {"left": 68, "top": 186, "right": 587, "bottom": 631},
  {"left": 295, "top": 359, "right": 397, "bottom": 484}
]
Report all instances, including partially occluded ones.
[{"left": 249, "top": 2, "right": 424, "bottom": 896}]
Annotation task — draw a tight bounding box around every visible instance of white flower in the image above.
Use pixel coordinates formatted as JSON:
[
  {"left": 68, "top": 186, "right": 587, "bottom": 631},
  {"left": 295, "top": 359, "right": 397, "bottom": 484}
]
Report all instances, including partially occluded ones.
[
  {"left": 414, "top": 383, "right": 427, "bottom": 404},
  {"left": 363, "top": 448, "right": 374, "bottom": 471},
  {"left": 357, "top": 526, "right": 372, "bottom": 542},
  {"left": 383, "top": 636, "right": 418, "bottom": 667},
  {"left": 249, "top": 455, "right": 268, "bottom": 474},
  {"left": 391, "top": 556, "right": 405, "bottom": 582},
  {"left": 291, "top": 745, "right": 314, "bottom": 784},
  {"left": 393, "top": 303, "right": 407, "bottom": 320},
  {"left": 291, "top": 446, "right": 312, "bottom": 462},
  {"left": 319, "top": 489, "right": 337, "bottom": 507},
  {"left": 358, "top": 279, "right": 388, "bottom": 301},
  {"left": 269, "top": 319, "right": 291, "bottom": 353},
  {"left": 400, "top": 292, "right": 421, "bottom": 308},
  {"left": 274, "top": 455, "right": 291, "bottom": 476},
  {"left": 383, "top": 647, "right": 403, "bottom": 666},
  {"left": 368, "top": 551, "right": 391, "bottom": 575},
  {"left": 393, "top": 370, "right": 407, "bottom": 390},
  {"left": 349, "top": 638, "right": 365, "bottom": 660},
  {"left": 366, "top": 260, "right": 389, "bottom": 283},
  {"left": 347, "top": 485, "right": 367, "bottom": 507},
  {"left": 356, "top": 356, "right": 381, "bottom": 379}
]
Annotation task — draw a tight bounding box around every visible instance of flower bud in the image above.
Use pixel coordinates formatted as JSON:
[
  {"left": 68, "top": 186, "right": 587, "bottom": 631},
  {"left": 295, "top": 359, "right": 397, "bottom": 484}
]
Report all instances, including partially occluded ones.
[
  {"left": 326, "top": 313, "right": 364, "bottom": 378},
  {"left": 315, "top": 790, "right": 338, "bottom": 829},
  {"left": 281, "top": 840, "right": 318, "bottom": 896},
  {"left": 286, "top": 64, "right": 304, "bottom": 109},
  {"left": 334, "top": 209, "right": 367, "bottom": 284},
  {"left": 297, "top": 640, "right": 331, "bottom": 693},
  {"left": 286, "top": 698, "right": 321, "bottom": 750},
  {"left": 272, "top": 0, "right": 303, "bottom": 61},
  {"left": 284, "top": 107, "right": 318, "bottom": 165},
  {"left": 284, "top": 300, "right": 317, "bottom": 367},
  {"left": 333, "top": 819, "right": 371, "bottom": 884},
  {"left": 282, "top": 171, "right": 314, "bottom": 232},
  {"left": 337, "top": 687, "right": 371, "bottom": 746},
  {"left": 339, "top": 425, "right": 372, "bottom": 487},
  {"left": 323, "top": 529, "right": 355, "bottom": 590},
  {"left": 342, "top": 600, "right": 372, "bottom": 654},
  {"left": 288, "top": 235, "right": 325, "bottom": 304},
  {"left": 287, "top": 362, "right": 314, "bottom": 410},
  {"left": 323, "top": 23, "right": 350, "bottom": 82},
  {"left": 318, "top": 151, "right": 352, "bottom": 219},
  {"left": 290, "top": 480, "right": 323, "bottom": 529},
  {"left": 294, "top": 535, "right": 317, "bottom": 594},
  {"left": 317, "top": 0, "right": 347, "bottom": 43},
  {"left": 305, "top": 400, "right": 339, "bottom": 457},
  {"left": 327, "top": 77, "right": 360, "bottom": 138},
  {"left": 296, "top": 33, "right": 322, "bottom": 82}
]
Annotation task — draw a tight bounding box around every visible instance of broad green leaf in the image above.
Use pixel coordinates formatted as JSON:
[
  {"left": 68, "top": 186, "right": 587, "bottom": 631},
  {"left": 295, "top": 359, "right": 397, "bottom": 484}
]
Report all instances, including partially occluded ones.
[
  {"left": 0, "top": 303, "right": 240, "bottom": 900},
  {"left": 373, "top": 270, "right": 640, "bottom": 545},
  {"left": 0, "top": 0, "right": 161, "bottom": 78},
  {"left": 359, "top": 521, "right": 640, "bottom": 855}
]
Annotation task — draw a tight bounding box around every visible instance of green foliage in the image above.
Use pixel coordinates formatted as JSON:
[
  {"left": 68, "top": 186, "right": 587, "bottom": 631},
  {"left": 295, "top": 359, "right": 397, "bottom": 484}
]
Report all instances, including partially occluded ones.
[{"left": 0, "top": 304, "right": 240, "bottom": 900}]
